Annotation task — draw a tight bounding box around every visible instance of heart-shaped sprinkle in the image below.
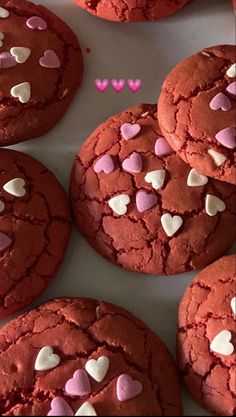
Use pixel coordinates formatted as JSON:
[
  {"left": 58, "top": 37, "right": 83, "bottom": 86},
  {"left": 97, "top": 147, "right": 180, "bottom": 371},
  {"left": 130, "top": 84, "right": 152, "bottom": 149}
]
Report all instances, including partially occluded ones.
[
  {"left": 108, "top": 194, "right": 130, "bottom": 216},
  {"left": 205, "top": 194, "right": 226, "bottom": 216},
  {"left": 187, "top": 168, "right": 208, "bottom": 187},
  {"left": 210, "top": 330, "right": 234, "bottom": 356},
  {"left": 26, "top": 16, "right": 47, "bottom": 30},
  {"left": 209, "top": 92, "right": 231, "bottom": 111},
  {"left": 117, "top": 374, "right": 143, "bottom": 402},
  {"left": 127, "top": 79, "right": 142, "bottom": 93},
  {"left": 120, "top": 123, "right": 141, "bottom": 140},
  {"left": 95, "top": 79, "right": 109, "bottom": 94},
  {"left": 39, "top": 50, "right": 61, "bottom": 69},
  {"left": 3, "top": 178, "right": 26, "bottom": 197},
  {"left": 226, "top": 81, "right": 236, "bottom": 96},
  {"left": 11, "top": 82, "right": 31, "bottom": 104},
  {"left": 145, "top": 170, "right": 166, "bottom": 190},
  {"left": 0, "top": 52, "right": 17, "bottom": 69},
  {"left": 122, "top": 152, "right": 142, "bottom": 174},
  {"left": 47, "top": 398, "right": 74, "bottom": 416},
  {"left": 231, "top": 297, "right": 236, "bottom": 315},
  {"left": 10, "top": 47, "right": 31, "bottom": 64},
  {"left": 226, "top": 63, "right": 236, "bottom": 78},
  {"left": 94, "top": 155, "right": 115, "bottom": 174},
  {"left": 0, "top": 32, "right": 4, "bottom": 48},
  {"left": 35, "top": 346, "right": 60, "bottom": 371},
  {"left": 65, "top": 369, "right": 91, "bottom": 397},
  {"left": 155, "top": 137, "right": 174, "bottom": 157},
  {"left": 208, "top": 149, "right": 227, "bottom": 167},
  {"left": 75, "top": 402, "right": 97, "bottom": 416},
  {"left": 0, "top": 7, "right": 9, "bottom": 18},
  {"left": 0, "top": 232, "right": 11, "bottom": 252},
  {"left": 136, "top": 190, "right": 157, "bottom": 213},
  {"left": 215, "top": 127, "right": 236, "bottom": 149},
  {"left": 161, "top": 213, "right": 183, "bottom": 237},
  {"left": 0, "top": 201, "right": 5, "bottom": 213},
  {"left": 85, "top": 356, "right": 109, "bottom": 383},
  {"left": 111, "top": 79, "right": 126, "bottom": 93}
]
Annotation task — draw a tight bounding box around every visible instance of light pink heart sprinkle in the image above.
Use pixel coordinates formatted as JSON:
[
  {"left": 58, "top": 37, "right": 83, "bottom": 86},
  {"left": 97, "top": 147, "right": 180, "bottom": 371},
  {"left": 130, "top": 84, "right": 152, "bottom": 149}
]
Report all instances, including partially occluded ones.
[
  {"left": 0, "top": 52, "right": 17, "bottom": 69},
  {"left": 95, "top": 79, "right": 109, "bottom": 94},
  {"left": 39, "top": 50, "right": 61, "bottom": 68},
  {"left": 127, "top": 79, "right": 142, "bottom": 93},
  {"left": 210, "top": 92, "right": 232, "bottom": 111},
  {"left": 111, "top": 79, "right": 126, "bottom": 93},
  {"left": 215, "top": 127, "right": 236, "bottom": 149},
  {"left": 117, "top": 374, "right": 143, "bottom": 402},
  {"left": 155, "top": 137, "right": 174, "bottom": 157},
  {"left": 136, "top": 190, "right": 157, "bottom": 213},
  {"left": 65, "top": 369, "right": 91, "bottom": 397},
  {"left": 26, "top": 16, "right": 47, "bottom": 30},
  {"left": 122, "top": 152, "right": 142, "bottom": 173},
  {"left": 94, "top": 155, "right": 115, "bottom": 174},
  {"left": 47, "top": 398, "right": 74, "bottom": 416},
  {"left": 120, "top": 123, "right": 141, "bottom": 140},
  {"left": 0, "top": 232, "right": 11, "bottom": 252},
  {"left": 226, "top": 81, "right": 236, "bottom": 96}
]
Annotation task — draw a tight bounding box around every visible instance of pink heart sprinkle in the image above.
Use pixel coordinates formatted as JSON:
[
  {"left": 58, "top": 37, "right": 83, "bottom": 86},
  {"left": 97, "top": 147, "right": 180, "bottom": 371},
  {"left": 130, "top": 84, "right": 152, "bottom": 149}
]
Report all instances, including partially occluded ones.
[
  {"left": 0, "top": 232, "right": 11, "bottom": 252},
  {"left": 39, "top": 50, "right": 61, "bottom": 69},
  {"left": 122, "top": 152, "right": 142, "bottom": 174},
  {"left": 47, "top": 398, "right": 74, "bottom": 416},
  {"left": 94, "top": 155, "right": 115, "bottom": 174},
  {"left": 209, "top": 92, "right": 232, "bottom": 111},
  {"left": 226, "top": 81, "right": 236, "bottom": 96},
  {"left": 120, "top": 123, "right": 141, "bottom": 140},
  {"left": 111, "top": 79, "right": 126, "bottom": 93},
  {"left": 136, "top": 190, "right": 157, "bottom": 213},
  {"left": 65, "top": 369, "right": 91, "bottom": 397},
  {"left": 127, "top": 79, "right": 142, "bottom": 93},
  {"left": 117, "top": 374, "right": 143, "bottom": 402},
  {"left": 0, "top": 52, "right": 17, "bottom": 69},
  {"left": 155, "top": 137, "right": 174, "bottom": 157},
  {"left": 26, "top": 16, "right": 47, "bottom": 30},
  {"left": 95, "top": 79, "right": 109, "bottom": 94},
  {"left": 215, "top": 127, "right": 236, "bottom": 149}
]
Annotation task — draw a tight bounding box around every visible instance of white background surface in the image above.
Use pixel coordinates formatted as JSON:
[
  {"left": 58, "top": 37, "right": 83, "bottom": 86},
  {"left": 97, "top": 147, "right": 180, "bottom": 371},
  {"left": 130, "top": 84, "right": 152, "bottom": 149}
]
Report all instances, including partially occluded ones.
[{"left": 3, "top": 0, "right": 235, "bottom": 415}]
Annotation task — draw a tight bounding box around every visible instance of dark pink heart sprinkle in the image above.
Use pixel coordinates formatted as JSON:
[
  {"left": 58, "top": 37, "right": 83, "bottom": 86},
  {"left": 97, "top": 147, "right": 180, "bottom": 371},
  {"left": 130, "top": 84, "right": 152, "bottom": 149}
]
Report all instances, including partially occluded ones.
[
  {"left": 122, "top": 152, "right": 142, "bottom": 174},
  {"left": 0, "top": 232, "right": 11, "bottom": 252},
  {"left": 215, "top": 127, "right": 236, "bottom": 149},
  {"left": 39, "top": 50, "right": 61, "bottom": 69},
  {"left": 0, "top": 52, "right": 17, "bottom": 69},
  {"left": 47, "top": 398, "right": 74, "bottom": 416},
  {"left": 226, "top": 81, "right": 236, "bottom": 96},
  {"left": 136, "top": 190, "right": 157, "bottom": 213},
  {"left": 26, "top": 16, "right": 47, "bottom": 30},
  {"left": 209, "top": 92, "right": 232, "bottom": 111},
  {"left": 65, "top": 369, "right": 91, "bottom": 397},
  {"left": 94, "top": 155, "right": 115, "bottom": 174},
  {"left": 117, "top": 374, "right": 143, "bottom": 402},
  {"left": 155, "top": 137, "right": 174, "bottom": 157},
  {"left": 120, "top": 123, "right": 141, "bottom": 141}
]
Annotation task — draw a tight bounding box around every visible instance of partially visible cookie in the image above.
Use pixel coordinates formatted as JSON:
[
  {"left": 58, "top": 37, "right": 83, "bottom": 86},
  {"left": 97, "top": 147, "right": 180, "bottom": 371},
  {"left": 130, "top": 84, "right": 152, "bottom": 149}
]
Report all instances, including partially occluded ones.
[
  {"left": 177, "top": 255, "right": 236, "bottom": 416},
  {"left": 158, "top": 45, "right": 236, "bottom": 184}
]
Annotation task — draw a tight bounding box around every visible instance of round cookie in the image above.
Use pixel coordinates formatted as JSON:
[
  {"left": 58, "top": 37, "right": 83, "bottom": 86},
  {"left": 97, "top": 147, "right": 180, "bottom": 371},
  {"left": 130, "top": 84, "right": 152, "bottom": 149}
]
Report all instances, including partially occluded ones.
[
  {"left": 70, "top": 103, "right": 236, "bottom": 275},
  {"left": 0, "top": 297, "right": 182, "bottom": 416},
  {"left": 177, "top": 255, "right": 236, "bottom": 416},
  {"left": 0, "top": 0, "right": 83, "bottom": 146},
  {"left": 158, "top": 45, "right": 236, "bottom": 185},
  {"left": 74, "top": 0, "right": 191, "bottom": 22},
  {"left": 0, "top": 149, "right": 71, "bottom": 319}
]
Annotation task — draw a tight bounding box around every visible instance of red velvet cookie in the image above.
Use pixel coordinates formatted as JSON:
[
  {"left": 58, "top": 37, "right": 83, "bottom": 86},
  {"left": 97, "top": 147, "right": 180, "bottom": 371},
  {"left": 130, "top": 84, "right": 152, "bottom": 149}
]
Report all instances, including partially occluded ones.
[
  {"left": 0, "top": 0, "right": 83, "bottom": 146},
  {"left": 158, "top": 45, "right": 236, "bottom": 185},
  {"left": 70, "top": 103, "right": 236, "bottom": 275},
  {"left": 0, "top": 149, "right": 71, "bottom": 319},
  {"left": 74, "top": 0, "right": 191, "bottom": 22},
  {"left": 0, "top": 297, "right": 182, "bottom": 416},
  {"left": 177, "top": 255, "right": 236, "bottom": 416}
]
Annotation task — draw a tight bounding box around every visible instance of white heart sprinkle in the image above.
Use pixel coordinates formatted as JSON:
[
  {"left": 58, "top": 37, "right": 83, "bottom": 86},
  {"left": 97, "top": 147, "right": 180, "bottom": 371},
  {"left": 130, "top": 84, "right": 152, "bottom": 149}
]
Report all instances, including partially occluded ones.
[
  {"left": 231, "top": 297, "right": 236, "bottom": 315},
  {"left": 210, "top": 330, "right": 234, "bottom": 356},
  {"left": 145, "top": 169, "right": 166, "bottom": 190},
  {"left": 108, "top": 194, "right": 130, "bottom": 216},
  {"left": 161, "top": 213, "right": 183, "bottom": 237},
  {"left": 208, "top": 149, "right": 227, "bottom": 167},
  {"left": 0, "top": 32, "right": 4, "bottom": 48},
  {"left": 85, "top": 356, "right": 109, "bottom": 382},
  {"left": 0, "top": 201, "right": 5, "bottom": 213},
  {"left": 10, "top": 47, "right": 31, "bottom": 64},
  {"left": 35, "top": 346, "right": 61, "bottom": 371},
  {"left": 11, "top": 82, "right": 31, "bottom": 104},
  {"left": 187, "top": 168, "right": 208, "bottom": 187},
  {"left": 0, "top": 7, "right": 9, "bottom": 18},
  {"left": 205, "top": 194, "right": 226, "bottom": 216},
  {"left": 226, "top": 63, "right": 236, "bottom": 78},
  {"left": 75, "top": 402, "right": 97, "bottom": 416},
  {"left": 3, "top": 178, "right": 26, "bottom": 198}
]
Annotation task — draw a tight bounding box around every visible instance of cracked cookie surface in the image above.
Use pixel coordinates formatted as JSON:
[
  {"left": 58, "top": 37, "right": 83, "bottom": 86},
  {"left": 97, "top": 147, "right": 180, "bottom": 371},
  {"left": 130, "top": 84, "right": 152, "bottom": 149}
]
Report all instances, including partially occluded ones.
[
  {"left": 0, "top": 149, "right": 71, "bottom": 319},
  {"left": 177, "top": 255, "right": 236, "bottom": 416},
  {"left": 0, "top": 297, "right": 182, "bottom": 416},
  {"left": 158, "top": 45, "right": 236, "bottom": 184},
  {"left": 0, "top": 0, "right": 83, "bottom": 146},
  {"left": 70, "top": 103, "right": 236, "bottom": 275}
]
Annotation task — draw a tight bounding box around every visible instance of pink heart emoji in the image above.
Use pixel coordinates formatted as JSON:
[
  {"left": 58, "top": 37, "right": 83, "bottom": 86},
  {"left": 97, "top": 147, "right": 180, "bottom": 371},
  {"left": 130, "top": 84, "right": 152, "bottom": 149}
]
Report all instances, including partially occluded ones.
[
  {"left": 47, "top": 398, "right": 74, "bottom": 416},
  {"left": 94, "top": 155, "right": 115, "bottom": 174},
  {"left": 0, "top": 52, "right": 17, "bottom": 69},
  {"left": 127, "top": 79, "right": 142, "bottom": 93},
  {"left": 122, "top": 152, "right": 142, "bottom": 173},
  {"left": 111, "top": 79, "right": 126, "bottom": 93},
  {"left": 39, "top": 50, "right": 61, "bottom": 68},
  {"left": 117, "top": 374, "right": 143, "bottom": 402},
  {"left": 95, "top": 79, "right": 109, "bottom": 94},
  {"left": 0, "top": 232, "right": 11, "bottom": 252},
  {"left": 215, "top": 127, "right": 236, "bottom": 149},
  {"left": 226, "top": 81, "right": 236, "bottom": 96},
  {"left": 26, "top": 16, "right": 47, "bottom": 30},
  {"left": 155, "top": 137, "right": 174, "bottom": 157},
  {"left": 65, "top": 369, "right": 91, "bottom": 397},
  {"left": 120, "top": 123, "right": 141, "bottom": 140},
  {"left": 209, "top": 92, "right": 231, "bottom": 111},
  {"left": 136, "top": 190, "right": 158, "bottom": 213}
]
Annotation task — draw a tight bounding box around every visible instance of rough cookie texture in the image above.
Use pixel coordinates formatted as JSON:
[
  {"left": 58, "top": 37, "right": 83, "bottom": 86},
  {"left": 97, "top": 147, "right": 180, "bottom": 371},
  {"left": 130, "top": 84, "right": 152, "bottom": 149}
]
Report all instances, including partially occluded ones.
[
  {"left": 70, "top": 103, "right": 236, "bottom": 275},
  {"left": 158, "top": 45, "right": 236, "bottom": 184},
  {"left": 0, "top": 0, "right": 83, "bottom": 146},
  {"left": 177, "top": 255, "right": 236, "bottom": 416},
  {"left": 0, "top": 297, "right": 182, "bottom": 416},
  {"left": 0, "top": 149, "right": 71, "bottom": 319},
  {"left": 74, "top": 0, "right": 190, "bottom": 22}
]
